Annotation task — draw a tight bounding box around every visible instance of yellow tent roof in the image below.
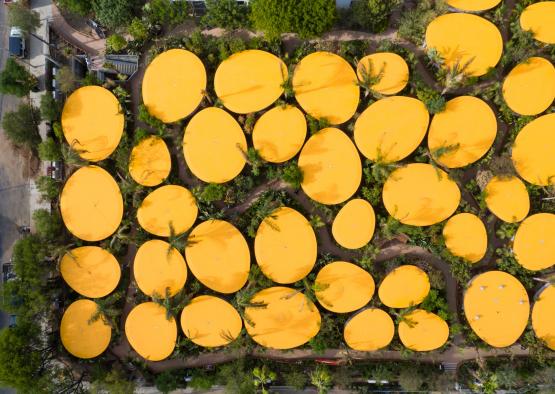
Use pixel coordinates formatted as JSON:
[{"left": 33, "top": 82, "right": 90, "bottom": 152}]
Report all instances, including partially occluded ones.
[
  {"left": 125, "top": 302, "right": 177, "bottom": 361},
  {"left": 244, "top": 286, "right": 321, "bottom": 349},
  {"left": 379, "top": 265, "right": 430, "bottom": 308},
  {"left": 446, "top": 0, "right": 501, "bottom": 11},
  {"left": 532, "top": 284, "right": 555, "bottom": 350},
  {"left": 60, "top": 299, "right": 111, "bottom": 359},
  {"left": 382, "top": 163, "right": 461, "bottom": 226},
  {"left": 60, "top": 246, "right": 120, "bottom": 298},
  {"left": 343, "top": 308, "right": 394, "bottom": 351},
  {"left": 513, "top": 213, "right": 555, "bottom": 271},
  {"left": 255, "top": 207, "right": 316, "bottom": 284},
  {"left": 142, "top": 49, "right": 206, "bottom": 123},
  {"left": 185, "top": 220, "right": 250, "bottom": 293},
  {"left": 443, "top": 213, "right": 487, "bottom": 263},
  {"left": 425, "top": 13, "right": 503, "bottom": 76},
  {"left": 137, "top": 185, "right": 198, "bottom": 237},
  {"left": 60, "top": 166, "right": 123, "bottom": 242},
  {"left": 129, "top": 136, "right": 171, "bottom": 187},
  {"left": 214, "top": 50, "right": 286, "bottom": 114},
  {"left": 298, "top": 127, "right": 362, "bottom": 205},
  {"left": 464, "top": 271, "right": 529, "bottom": 348},
  {"left": 293, "top": 51, "right": 360, "bottom": 125},
  {"left": 398, "top": 309, "right": 449, "bottom": 351},
  {"left": 485, "top": 176, "right": 530, "bottom": 223},
  {"left": 180, "top": 295, "right": 242, "bottom": 348},
  {"left": 183, "top": 107, "right": 247, "bottom": 183},
  {"left": 252, "top": 105, "right": 307, "bottom": 163},
  {"left": 354, "top": 96, "right": 429, "bottom": 163},
  {"left": 356, "top": 52, "right": 409, "bottom": 95},
  {"left": 427, "top": 96, "right": 497, "bottom": 168},
  {"left": 520, "top": 2, "right": 555, "bottom": 44},
  {"left": 61, "top": 86, "right": 124, "bottom": 161},
  {"left": 332, "top": 198, "right": 375, "bottom": 249}
]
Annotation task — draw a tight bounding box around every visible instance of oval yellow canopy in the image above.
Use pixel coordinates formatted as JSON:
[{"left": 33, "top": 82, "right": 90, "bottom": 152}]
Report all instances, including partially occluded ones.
[
  {"left": 443, "top": 213, "right": 487, "bottom": 263},
  {"left": 344, "top": 308, "right": 394, "bottom": 351},
  {"left": 332, "top": 199, "right": 376, "bottom": 249},
  {"left": 532, "top": 284, "right": 555, "bottom": 350},
  {"left": 356, "top": 52, "right": 409, "bottom": 95},
  {"left": 378, "top": 265, "right": 430, "bottom": 308},
  {"left": 513, "top": 213, "right": 555, "bottom": 271},
  {"left": 129, "top": 136, "right": 171, "bottom": 187},
  {"left": 485, "top": 176, "right": 530, "bottom": 223},
  {"left": 446, "top": 0, "right": 501, "bottom": 11},
  {"left": 520, "top": 2, "right": 555, "bottom": 44},
  {"left": 398, "top": 309, "right": 449, "bottom": 351}
]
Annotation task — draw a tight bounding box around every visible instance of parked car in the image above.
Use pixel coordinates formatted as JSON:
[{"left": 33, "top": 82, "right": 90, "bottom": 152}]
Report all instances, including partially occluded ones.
[
  {"left": 86, "top": 19, "right": 106, "bottom": 39},
  {"left": 8, "top": 26, "right": 26, "bottom": 58}
]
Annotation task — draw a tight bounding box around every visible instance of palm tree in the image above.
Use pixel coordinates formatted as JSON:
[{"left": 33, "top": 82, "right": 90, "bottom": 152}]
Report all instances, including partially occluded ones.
[
  {"left": 233, "top": 288, "right": 268, "bottom": 328},
  {"left": 253, "top": 365, "right": 277, "bottom": 394},
  {"left": 280, "top": 64, "right": 295, "bottom": 99},
  {"left": 310, "top": 366, "right": 333, "bottom": 394},
  {"left": 151, "top": 287, "right": 173, "bottom": 321},
  {"left": 441, "top": 57, "right": 475, "bottom": 95},
  {"left": 356, "top": 59, "right": 385, "bottom": 99},
  {"left": 167, "top": 222, "right": 195, "bottom": 255},
  {"left": 89, "top": 291, "right": 124, "bottom": 332}
]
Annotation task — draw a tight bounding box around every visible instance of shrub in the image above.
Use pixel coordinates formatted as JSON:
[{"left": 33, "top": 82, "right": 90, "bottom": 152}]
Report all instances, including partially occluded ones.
[
  {"left": 281, "top": 162, "right": 303, "bottom": 189},
  {"left": 143, "top": 0, "right": 189, "bottom": 26},
  {"left": 349, "top": 0, "right": 400, "bottom": 33},
  {"left": 128, "top": 17, "right": 149, "bottom": 41},
  {"left": 38, "top": 138, "right": 62, "bottom": 161},
  {"left": 93, "top": 0, "right": 137, "bottom": 29},
  {"left": 199, "top": 183, "right": 226, "bottom": 203},
  {"left": 106, "top": 34, "right": 128, "bottom": 52},
  {"left": 8, "top": 3, "right": 40, "bottom": 34},
  {"left": 32, "top": 209, "right": 62, "bottom": 240},
  {"left": 39, "top": 93, "right": 61, "bottom": 122},
  {"left": 416, "top": 86, "right": 446, "bottom": 114},
  {"left": 0, "top": 58, "right": 38, "bottom": 97},
  {"left": 202, "top": 0, "right": 250, "bottom": 30},
  {"left": 2, "top": 103, "right": 41, "bottom": 150},
  {"left": 398, "top": 0, "right": 447, "bottom": 45},
  {"left": 36, "top": 176, "right": 60, "bottom": 201},
  {"left": 55, "top": 66, "right": 77, "bottom": 94},
  {"left": 154, "top": 372, "right": 178, "bottom": 394},
  {"left": 56, "top": 0, "right": 92, "bottom": 15}
]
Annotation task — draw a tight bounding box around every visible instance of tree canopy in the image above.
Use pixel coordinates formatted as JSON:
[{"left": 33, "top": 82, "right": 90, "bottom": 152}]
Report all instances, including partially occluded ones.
[
  {"left": 92, "top": 0, "right": 137, "bottom": 29},
  {"left": 8, "top": 3, "right": 41, "bottom": 34},
  {"left": 56, "top": 0, "right": 93, "bottom": 16},
  {"left": 2, "top": 103, "right": 42, "bottom": 150},
  {"left": 349, "top": 0, "right": 400, "bottom": 33},
  {"left": 40, "top": 93, "right": 61, "bottom": 122},
  {"left": 202, "top": 0, "right": 250, "bottom": 30},
  {"left": 0, "top": 58, "right": 38, "bottom": 97}
]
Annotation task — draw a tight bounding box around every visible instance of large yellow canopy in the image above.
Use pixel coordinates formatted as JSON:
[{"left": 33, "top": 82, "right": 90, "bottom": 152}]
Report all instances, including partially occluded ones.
[
  {"left": 332, "top": 199, "right": 375, "bottom": 249},
  {"left": 443, "top": 213, "right": 487, "bottom": 263},
  {"left": 398, "top": 309, "right": 449, "bottom": 351},
  {"left": 485, "top": 176, "right": 530, "bottom": 223},
  {"left": 532, "top": 284, "right": 555, "bottom": 350},
  {"left": 378, "top": 265, "right": 430, "bottom": 308},
  {"left": 356, "top": 52, "right": 409, "bottom": 95},
  {"left": 129, "top": 136, "right": 171, "bottom": 187},
  {"left": 343, "top": 308, "right": 394, "bottom": 351},
  {"left": 520, "top": 2, "right": 555, "bottom": 44},
  {"left": 446, "top": 0, "right": 501, "bottom": 11},
  {"left": 513, "top": 213, "right": 555, "bottom": 271}
]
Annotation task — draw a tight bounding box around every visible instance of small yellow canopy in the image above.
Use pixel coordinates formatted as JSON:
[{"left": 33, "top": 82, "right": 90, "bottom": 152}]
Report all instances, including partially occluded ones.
[
  {"left": 185, "top": 220, "right": 250, "bottom": 293},
  {"left": 443, "top": 213, "right": 487, "bottom": 263},
  {"left": 532, "top": 284, "right": 555, "bottom": 350},
  {"left": 60, "top": 166, "right": 123, "bottom": 242},
  {"left": 332, "top": 199, "right": 375, "bottom": 249},
  {"left": 343, "top": 308, "right": 394, "bottom": 351},
  {"left": 356, "top": 52, "right": 409, "bottom": 95},
  {"left": 129, "top": 136, "right": 171, "bottom": 187},
  {"left": 378, "top": 265, "right": 430, "bottom": 308},
  {"left": 398, "top": 309, "right": 449, "bottom": 351},
  {"left": 520, "top": 2, "right": 555, "bottom": 44},
  {"left": 485, "top": 176, "right": 530, "bottom": 223},
  {"left": 255, "top": 207, "right": 316, "bottom": 284},
  {"left": 446, "top": 0, "right": 501, "bottom": 11},
  {"left": 244, "top": 286, "right": 321, "bottom": 349},
  {"left": 513, "top": 213, "right": 555, "bottom": 271}
]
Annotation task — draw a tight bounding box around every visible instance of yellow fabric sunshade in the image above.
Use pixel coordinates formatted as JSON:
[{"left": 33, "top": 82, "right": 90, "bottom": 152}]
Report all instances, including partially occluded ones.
[
  {"left": 61, "top": 86, "right": 124, "bottom": 161},
  {"left": 60, "top": 246, "right": 120, "bottom": 298},
  {"left": 485, "top": 176, "right": 530, "bottom": 223},
  {"left": 125, "top": 302, "right": 177, "bottom": 361},
  {"left": 129, "top": 136, "right": 171, "bottom": 187},
  {"left": 142, "top": 49, "right": 206, "bottom": 123},
  {"left": 464, "top": 271, "right": 529, "bottom": 348},
  {"left": 446, "top": 0, "right": 501, "bottom": 11},
  {"left": 425, "top": 13, "right": 503, "bottom": 76},
  {"left": 398, "top": 309, "right": 449, "bottom": 351},
  {"left": 255, "top": 207, "right": 316, "bottom": 284},
  {"left": 513, "top": 213, "right": 555, "bottom": 271},
  {"left": 532, "top": 284, "right": 555, "bottom": 350},
  {"left": 244, "top": 287, "right": 321, "bottom": 349},
  {"left": 293, "top": 51, "right": 360, "bottom": 125},
  {"left": 298, "top": 127, "right": 362, "bottom": 205},
  {"left": 354, "top": 96, "right": 429, "bottom": 163},
  {"left": 180, "top": 295, "right": 242, "bottom": 348},
  {"left": 520, "top": 2, "right": 555, "bottom": 44},
  {"left": 344, "top": 308, "right": 394, "bottom": 351},
  {"left": 60, "top": 299, "right": 111, "bottom": 359},
  {"left": 378, "top": 265, "right": 430, "bottom": 308},
  {"left": 185, "top": 220, "right": 250, "bottom": 293},
  {"left": 443, "top": 213, "right": 487, "bottom": 263},
  {"left": 60, "top": 166, "right": 123, "bottom": 242},
  {"left": 356, "top": 52, "right": 409, "bottom": 95},
  {"left": 252, "top": 105, "right": 307, "bottom": 163},
  {"left": 427, "top": 96, "right": 497, "bottom": 168},
  {"left": 332, "top": 199, "right": 376, "bottom": 249},
  {"left": 137, "top": 185, "right": 198, "bottom": 237},
  {"left": 214, "top": 50, "right": 286, "bottom": 114},
  {"left": 382, "top": 163, "right": 461, "bottom": 226},
  {"left": 183, "top": 107, "right": 247, "bottom": 183}
]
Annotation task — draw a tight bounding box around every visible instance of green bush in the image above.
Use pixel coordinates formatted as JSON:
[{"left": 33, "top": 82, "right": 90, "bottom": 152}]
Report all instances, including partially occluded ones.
[
  {"left": 281, "top": 162, "right": 303, "bottom": 189},
  {"left": 349, "top": 0, "right": 400, "bottom": 33},
  {"left": 199, "top": 183, "right": 227, "bottom": 203},
  {"left": 143, "top": 0, "right": 189, "bottom": 26},
  {"left": 57, "top": 0, "right": 92, "bottom": 15},
  {"left": 416, "top": 87, "right": 446, "bottom": 114},
  {"left": 154, "top": 371, "right": 178, "bottom": 394},
  {"left": 106, "top": 34, "right": 128, "bottom": 52},
  {"left": 202, "top": 0, "right": 250, "bottom": 29},
  {"left": 128, "top": 17, "right": 149, "bottom": 41},
  {"left": 93, "top": 0, "right": 137, "bottom": 29},
  {"left": 36, "top": 176, "right": 61, "bottom": 201}
]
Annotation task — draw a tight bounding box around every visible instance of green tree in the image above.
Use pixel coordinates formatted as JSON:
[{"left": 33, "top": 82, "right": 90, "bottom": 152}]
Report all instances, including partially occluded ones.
[
  {"left": 398, "top": 0, "right": 447, "bottom": 45},
  {"left": 32, "top": 209, "right": 62, "bottom": 240},
  {"left": 40, "top": 93, "right": 61, "bottom": 122},
  {"left": 38, "top": 137, "right": 62, "bottom": 161},
  {"left": 398, "top": 366, "right": 424, "bottom": 391},
  {"left": 416, "top": 86, "right": 446, "bottom": 114},
  {"left": 8, "top": 3, "right": 41, "bottom": 34},
  {"left": 93, "top": 0, "right": 137, "bottom": 29},
  {"left": 36, "top": 176, "right": 61, "bottom": 200},
  {"left": 310, "top": 366, "right": 333, "bottom": 394},
  {"left": 281, "top": 162, "right": 303, "bottom": 189},
  {"left": 56, "top": 66, "right": 78, "bottom": 93},
  {"left": 199, "top": 183, "right": 226, "bottom": 203},
  {"left": 155, "top": 371, "right": 178, "bottom": 394},
  {"left": 0, "top": 58, "right": 38, "bottom": 97},
  {"left": 128, "top": 17, "right": 149, "bottom": 41},
  {"left": 283, "top": 371, "right": 308, "bottom": 390},
  {"left": 106, "top": 34, "right": 128, "bottom": 52},
  {"left": 350, "top": 0, "right": 400, "bottom": 33},
  {"left": 90, "top": 369, "right": 135, "bottom": 394},
  {"left": 2, "top": 103, "right": 41, "bottom": 150},
  {"left": 56, "top": 0, "right": 93, "bottom": 15},
  {"left": 202, "top": 0, "right": 250, "bottom": 30},
  {"left": 253, "top": 365, "right": 276, "bottom": 394},
  {"left": 143, "top": 0, "right": 189, "bottom": 26}
]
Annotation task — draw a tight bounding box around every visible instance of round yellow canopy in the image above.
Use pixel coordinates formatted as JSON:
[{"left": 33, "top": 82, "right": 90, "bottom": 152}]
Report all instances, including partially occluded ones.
[
  {"left": 532, "top": 284, "right": 555, "bottom": 350},
  {"left": 60, "top": 299, "right": 111, "bottom": 359},
  {"left": 428, "top": 96, "right": 497, "bottom": 168},
  {"left": 425, "top": 13, "right": 503, "bottom": 76},
  {"left": 464, "top": 271, "right": 529, "bottom": 348},
  {"left": 293, "top": 51, "right": 360, "bottom": 125},
  {"left": 214, "top": 50, "right": 286, "bottom": 114},
  {"left": 60, "top": 166, "right": 123, "bottom": 242},
  {"left": 252, "top": 105, "right": 307, "bottom": 163},
  {"left": 61, "top": 86, "right": 124, "bottom": 161},
  {"left": 125, "top": 302, "right": 177, "bottom": 361},
  {"left": 513, "top": 213, "right": 555, "bottom": 271},
  {"left": 255, "top": 207, "right": 316, "bottom": 284},
  {"left": 183, "top": 107, "right": 247, "bottom": 183},
  {"left": 354, "top": 96, "right": 429, "bottom": 163},
  {"left": 446, "top": 0, "right": 501, "bottom": 11},
  {"left": 129, "top": 136, "right": 171, "bottom": 187},
  {"left": 356, "top": 52, "right": 409, "bottom": 95},
  {"left": 398, "top": 309, "right": 449, "bottom": 351},
  {"left": 298, "top": 127, "right": 362, "bottom": 205},
  {"left": 134, "top": 240, "right": 187, "bottom": 298},
  {"left": 244, "top": 286, "right": 321, "bottom": 350},
  {"left": 142, "top": 49, "right": 206, "bottom": 123},
  {"left": 137, "top": 185, "right": 198, "bottom": 237},
  {"left": 443, "top": 213, "right": 487, "bottom": 263},
  {"left": 520, "top": 2, "right": 555, "bottom": 44},
  {"left": 332, "top": 199, "right": 375, "bottom": 249},
  {"left": 180, "top": 295, "right": 242, "bottom": 348},
  {"left": 378, "top": 265, "right": 430, "bottom": 308},
  {"left": 60, "top": 246, "right": 120, "bottom": 298},
  {"left": 343, "top": 308, "right": 394, "bottom": 351},
  {"left": 185, "top": 220, "right": 250, "bottom": 293},
  {"left": 382, "top": 163, "right": 461, "bottom": 226},
  {"left": 485, "top": 176, "right": 530, "bottom": 223}
]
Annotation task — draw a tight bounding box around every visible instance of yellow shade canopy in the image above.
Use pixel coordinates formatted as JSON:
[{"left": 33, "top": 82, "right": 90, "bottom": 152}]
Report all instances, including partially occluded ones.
[
  {"left": 354, "top": 96, "right": 429, "bottom": 163},
  {"left": 513, "top": 213, "right": 555, "bottom": 271},
  {"left": 332, "top": 199, "right": 376, "bottom": 249},
  {"left": 532, "top": 284, "right": 555, "bottom": 350},
  {"left": 137, "top": 185, "right": 198, "bottom": 237},
  {"left": 180, "top": 295, "right": 242, "bottom": 348},
  {"left": 398, "top": 309, "right": 449, "bottom": 351},
  {"left": 343, "top": 308, "right": 394, "bottom": 351},
  {"left": 443, "top": 213, "right": 487, "bottom": 263},
  {"left": 356, "top": 53, "right": 409, "bottom": 95},
  {"left": 244, "top": 287, "right": 321, "bottom": 349},
  {"left": 60, "top": 166, "right": 123, "bottom": 242},
  {"left": 446, "top": 0, "right": 501, "bottom": 11},
  {"left": 464, "top": 271, "right": 529, "bottom": 348},
  {"left": 183, "top": 107, "right": 247, "bottom": 183},
  {"left": 142, "top": 49, "right": 206, "bottom": 123},
  {"left": 255, "top": 207, "right": 316, "bottom": 284},
  {"left": 293, "top": 51, "right": 360, "bottom": 125},
  {"left": 485, "top": 176, "right": 530, "bottom": 223},
  {"left": 60, "top": 299, "right": 111, "bottom": 359},
  {"left": 185, "top": 220, "right": 250, "bottom": 293},
  {"left": 60, "top": 247, "right": 120, "bottom": 298},
  {"left": 298, "top": 127, "right": 362, "bottom": 205},
  {"left": 378, "top": 265, "right": 430, "bottom": 308},
  {"left": 214, "top": 50, "right": 286, "bottom": 114},
  {"left": 427, "top": 96, "right": 497, "bottom": 168},
  {"left": 125, "top": 302, "right": 177, "bottom": 361},
  {"left": 425, "top": 13, "right": 503, "bottom": 76},
  {"left": 129, "top": 136, "right": 171, "bottom": 187},
  {"left": 520, "top": 2, "right": 555, "bottom": 44},
  {"left": 252, "top": 105, "right": 307, "bottom": 163},
  {"left": 61, "top": 86, "right": 124, "bottom": 161},
  {"left": 382, "top": 163, "right": 461, "bottom": 226}
]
